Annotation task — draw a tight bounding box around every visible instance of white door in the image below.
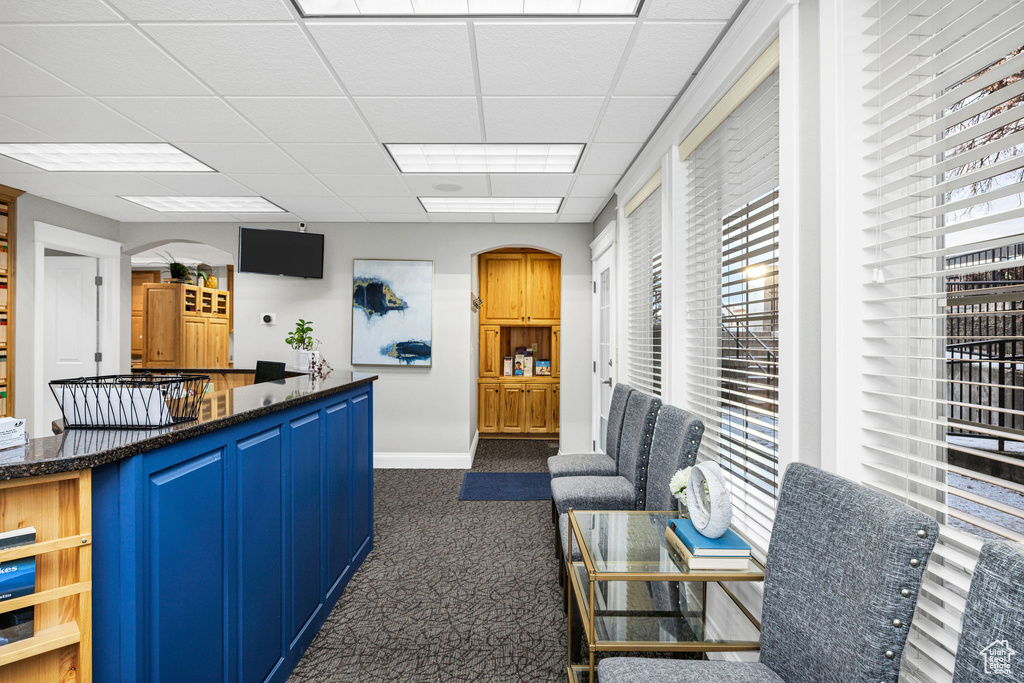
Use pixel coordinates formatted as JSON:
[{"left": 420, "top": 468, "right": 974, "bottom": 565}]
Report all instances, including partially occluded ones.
[
  {"left": 592, "top": 245, "right": 616, "bottom": 452},
  {"left": 43, "top": 256, "right": 98, "bottom": 434}
]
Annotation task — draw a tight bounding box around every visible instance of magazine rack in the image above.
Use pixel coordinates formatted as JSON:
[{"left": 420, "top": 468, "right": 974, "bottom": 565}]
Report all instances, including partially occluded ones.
[
  {"left": 50, "top": 373, "right": 209, "bottom": 429},
  {"left": 0, "top": 470, "right": 92, "bottom": 681}
]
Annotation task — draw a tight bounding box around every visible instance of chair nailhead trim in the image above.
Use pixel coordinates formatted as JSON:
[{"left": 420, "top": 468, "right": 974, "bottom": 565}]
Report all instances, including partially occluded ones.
[
  {"left": 893, "top": 619, "right": 903, "bottom": 628},
  {"left": 885, "top": 651, "right": 895, "bottom": 660},
  {"left": 917, "top": 529, "right": 928, "bottom": 539},
  {"left": 901, "top": 589, "right": 911, "bottom": 598},
  {"left": 909, "top": 558, "right": 920, "bottom": 567}
]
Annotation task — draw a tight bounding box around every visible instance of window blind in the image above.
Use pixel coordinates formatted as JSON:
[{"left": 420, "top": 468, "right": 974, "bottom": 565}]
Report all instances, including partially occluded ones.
[
  {"left": 863, "top": 2, "right": 1024, "bottom": 681},
  {"left": 626, "top": 186, "right": 663, "bottom": 396},
  {"left": 681, "top": 69, "right": 780, "bottom": 553}
]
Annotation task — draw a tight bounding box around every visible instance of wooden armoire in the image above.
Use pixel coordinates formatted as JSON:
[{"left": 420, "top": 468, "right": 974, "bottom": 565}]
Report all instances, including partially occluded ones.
[
  {"left": 477, "top": 249, "right": 560, "bottom": 436},
  {"left": 139, "top": 283, "right": 230, "bottom": 368}
]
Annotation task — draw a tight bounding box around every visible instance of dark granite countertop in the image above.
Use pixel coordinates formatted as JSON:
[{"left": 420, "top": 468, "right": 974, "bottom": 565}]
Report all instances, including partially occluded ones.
[
  {"left": 0, "top": 372, "right": 377, "bottom": 480},
  {"left": 129, "top": 367, "right": 304, "bottom": 376}
]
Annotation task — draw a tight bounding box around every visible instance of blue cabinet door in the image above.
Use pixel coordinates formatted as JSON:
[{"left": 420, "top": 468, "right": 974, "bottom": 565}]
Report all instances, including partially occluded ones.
[
  {"left": 288, "top": 412, "right": 323, "bottom": 646},
  {"left": 147, "top": 449, "right": 225, "bottom": 683},
  {"left": 351, "top": 393, "right": 372, "bottom": 562},
  {"left": 237, "top": 428, "right": 285, "bottom": 683},
  {"left": 324, "top": 400, "right": 351, "bottom": 600}
]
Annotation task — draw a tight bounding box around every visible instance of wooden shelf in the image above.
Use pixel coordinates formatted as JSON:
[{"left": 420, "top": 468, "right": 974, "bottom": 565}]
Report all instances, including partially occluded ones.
[
  {"left": 0, "top": 622, "right": 80, "bottom": 666},
  {"left": 0, "top": 534, "right": 91, "bottom": 563}
]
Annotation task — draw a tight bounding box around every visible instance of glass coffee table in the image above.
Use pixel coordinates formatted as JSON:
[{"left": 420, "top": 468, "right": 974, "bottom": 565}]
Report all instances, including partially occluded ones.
[{"left": 566, "top": 509, "right": 765, "bottom": 683}]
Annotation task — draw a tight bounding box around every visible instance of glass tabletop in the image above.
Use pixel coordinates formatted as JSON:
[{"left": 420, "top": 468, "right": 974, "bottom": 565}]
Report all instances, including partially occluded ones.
[{"left": 568, "top": 510, "right": 764, "bottom": 579}]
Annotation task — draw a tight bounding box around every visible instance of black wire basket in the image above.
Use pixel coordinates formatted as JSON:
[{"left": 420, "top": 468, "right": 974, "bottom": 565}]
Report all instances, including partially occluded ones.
[{"left": 49, "top": 374, "right": 210, "bottom": 429}]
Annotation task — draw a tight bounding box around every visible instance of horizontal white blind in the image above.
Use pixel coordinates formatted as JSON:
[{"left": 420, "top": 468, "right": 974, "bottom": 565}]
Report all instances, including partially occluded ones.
[
  {"left": 863, "top": 1, "right": 1024, "bottom": 680},
  {"left": 682, "top": 69, "right": 780, "bottom": 553},
  {"left": 627, "top": 186, "right": 662, "bottom": 395}
]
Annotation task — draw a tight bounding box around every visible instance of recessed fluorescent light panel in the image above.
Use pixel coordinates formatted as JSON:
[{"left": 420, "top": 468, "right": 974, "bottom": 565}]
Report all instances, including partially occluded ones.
[
  {"left": 419, "top": 197, "right": 562, "bottom": 213},
  {"left": 120, "top": 196, "right": 285, "bottom": 213},
  {"left": 295, "top": 0, "right": 641, "bottom": 17},
  {"left": 0, "top": 143, "right": 213, "bottom": 172},
  {"left": 387, "top": 144, "right": 583, "bottom": 174}
]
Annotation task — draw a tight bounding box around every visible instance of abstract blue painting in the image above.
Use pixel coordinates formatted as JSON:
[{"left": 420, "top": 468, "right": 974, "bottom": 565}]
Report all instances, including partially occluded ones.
[{"left": 352, "top": 259, "right": 432, "bottom": 366}]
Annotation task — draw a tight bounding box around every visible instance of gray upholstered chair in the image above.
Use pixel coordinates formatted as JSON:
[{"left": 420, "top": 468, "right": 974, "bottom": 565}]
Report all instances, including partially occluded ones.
[
  {"left": 550, "top": 390, "right": 661, "bottom": 520},
  {"left": 548, "top": 383, "right": 633, "bottom": 478},
  {"left": 951, "top": 540, "right": 1024, "bottom": 683},
  {"left": 558, "top": 405, "right": 704, "bottom": 562},
  {"left": 598, "top": 463, "right": 940, "bottom": 683}
]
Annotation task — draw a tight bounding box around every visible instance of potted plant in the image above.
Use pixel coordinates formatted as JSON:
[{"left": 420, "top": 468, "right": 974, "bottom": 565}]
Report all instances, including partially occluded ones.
[
  {"left": 286, "top": 318, "right": 316, "bottom": 371},
  {"left": 163, "top": 253, "right": 191, "bottom": 283}
]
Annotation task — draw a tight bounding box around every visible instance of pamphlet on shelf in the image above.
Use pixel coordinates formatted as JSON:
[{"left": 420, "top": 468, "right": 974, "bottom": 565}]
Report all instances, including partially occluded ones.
[
  {"left": 514, "top": 354, "right": 525, "bottom": 376},
  {"left": 0, "top": 526, "right": 35, "bottom": 646},
  {"left": 503, "top": 357, "right": 513, "bottom": 376},
  {"left": 523, "top": 357, "right": 534, "bottom": 377},
  {"left": 535, "top": 360, "right": 551, "bottom": 376}
]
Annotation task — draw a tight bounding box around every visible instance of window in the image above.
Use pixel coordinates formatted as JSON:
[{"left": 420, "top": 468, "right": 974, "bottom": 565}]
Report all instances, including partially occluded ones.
[
  {"left": 626, "top": 186, "right": 663, "bottom": 396},
  {"left": 682, "top": 68, "right": 780, "bottom": 551},
  {"left": 863, "top": 2, "right": 1024, "bottom": 680}
]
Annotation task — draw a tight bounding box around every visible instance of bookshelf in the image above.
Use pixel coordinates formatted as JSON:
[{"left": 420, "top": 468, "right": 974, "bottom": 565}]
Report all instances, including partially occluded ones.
[
  {"left": 0, "top": 471, "right": 93, "bottom": 681},
  {"left": 0, "top": 184, "right": 21, "bottom": 418}
]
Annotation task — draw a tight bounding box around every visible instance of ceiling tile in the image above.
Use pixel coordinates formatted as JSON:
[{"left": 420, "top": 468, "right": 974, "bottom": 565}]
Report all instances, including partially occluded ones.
[
  {"left": 176, "top": 143, "right": 306, "bottom": 174},
  {"left": 475, "top": 21, "right": 633, "bottom": 96},
  {"left": 319, "top": 174, "right": 409, "bottom": 196},
  {"left": 0, "top": 25, "right": 209, "bottom": 96},
  {"left": 0, "top": 0, "right": 122, "bottom": 22},
  {"left": 343, "top": 196, "right": 423, "bottom": 214},
  {"left": 308, "top": 22, "right": 475, "bottom": 96},
  {"left": 102, "top": 97, "right": 267, "bottom": 143},
  {"left": 227, "top": 97, "right": 374, "bottom": 143},
  {"left": 292, "top": 213, "right": 364, "bottom": 222},
  {"left": 139, "top": 173, "right": 252, "bottom": 195},
  {"left": 357, "top": 97, "right": 481, "bottom": 142},
  {"left": 402, "top": 174, "right": 490, "bottom": 196},
  {"left": 230, "top": 211, "right": 300, "bottom": 222},
  {"left": 279, "top": 143, "right": 395, "bottom": 174},
  {"left": 0, "top": 47, "right": 79, "bottom": 97},
  {"left": 644, "top": 0, "right": 741, "bottom": 21},
  {"left": 358, "top": 213, "right": 429, "bottom": 223},
  {"left": 47, "top": 195, "right": 166, "bottom": 222},
  {"left": 615, "top": 21, "right": 724, "bottom": 96},
  {"left": 578, "top": 142, "right": 640, "bottom": 174},
  {"left": 0, "top": 98, "right": 160, "bottom": 141},
  {"left": 230, "top": 173, "right": 333, "bottom": 197},
  {"left": 570, "top": 174, "right": 619, "bottom": 197},
  {"left": 265, "top": 195, "right": 359, "bottom": 214},
  {"left": 49, "top": 172, "right": 183, "bottom": 196},
  {"left": 558, "top": 213, "right": 596, "bottom": 223},
  {"left": 108, "top": 0, "right": 294, "bottom": 21},
  {"left": 0, "top": 173, "right": 91, "bottom": 197},
  {"left": 489, "top": 173, "right": 573, "bottom": 197},
  {"left": 562, "top": 197, "right": 607, "bottom": 214},
  {"left": 595, "top": 96, "right": 674, "bottom": 142},
  {"left": 482, "top": 97, "right": 602, "bottom": 143},
  {"left": 0, "top": 113, "right": 55, "bottom": 142},
  {"left": 142, "top": 23, "right": 342, "bottom": 96},
  {"left": 0, "top": 155, "right": 44, "bottom": 174}
]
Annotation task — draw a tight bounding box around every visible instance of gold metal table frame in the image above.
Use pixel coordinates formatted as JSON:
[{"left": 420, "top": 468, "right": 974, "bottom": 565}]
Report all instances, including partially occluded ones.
[{"left": 566, "top": 509, "right": 765, "bottom": 683}]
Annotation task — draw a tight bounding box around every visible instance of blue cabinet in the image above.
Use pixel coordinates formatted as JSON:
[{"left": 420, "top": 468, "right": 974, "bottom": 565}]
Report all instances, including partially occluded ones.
[{"left": 93, "top": 383, "right": 374, "bottom": 683}]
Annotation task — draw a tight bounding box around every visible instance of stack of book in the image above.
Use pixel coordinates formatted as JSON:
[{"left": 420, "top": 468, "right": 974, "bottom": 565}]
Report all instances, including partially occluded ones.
[
  {"left": 0, "top": 526, "right": 36, "bottom": 646},
  {"left": 664, "top": 518, "right": 752, "bottom": 570}
]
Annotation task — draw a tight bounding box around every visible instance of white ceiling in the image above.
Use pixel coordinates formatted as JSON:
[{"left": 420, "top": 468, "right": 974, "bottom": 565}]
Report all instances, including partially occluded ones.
[{"left": 0, "top": 0, "right": 742, "bottom": 224}]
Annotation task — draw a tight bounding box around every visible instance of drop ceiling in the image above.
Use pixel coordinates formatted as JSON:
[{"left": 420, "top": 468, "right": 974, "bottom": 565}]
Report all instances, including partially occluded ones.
[{"left": 0, "top": 0, "right": 742, "bottom": 224}]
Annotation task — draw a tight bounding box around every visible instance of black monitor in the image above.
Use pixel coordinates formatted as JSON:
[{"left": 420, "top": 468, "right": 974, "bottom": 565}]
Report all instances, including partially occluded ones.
[{"left": 238, "top": 227, "right": 324, "bottom": 279}]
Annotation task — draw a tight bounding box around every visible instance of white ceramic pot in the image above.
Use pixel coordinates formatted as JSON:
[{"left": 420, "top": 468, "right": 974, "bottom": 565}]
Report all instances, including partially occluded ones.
[{"left": 292, "top": 349, "right": 313, "bottom": 372}]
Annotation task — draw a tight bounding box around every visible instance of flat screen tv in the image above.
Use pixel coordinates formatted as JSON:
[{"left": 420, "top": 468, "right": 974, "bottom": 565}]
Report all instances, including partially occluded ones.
[{"left": 238, "top": 227, "right": 324, "bottom": 279}]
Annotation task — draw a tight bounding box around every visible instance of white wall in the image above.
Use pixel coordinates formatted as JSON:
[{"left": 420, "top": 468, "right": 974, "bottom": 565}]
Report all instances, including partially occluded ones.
[
  {"left": 121, "top": 220, "right": 594, "bottom": 461},
  {"left": 14, "top": 194, "right": 126, "bottom": 430}
]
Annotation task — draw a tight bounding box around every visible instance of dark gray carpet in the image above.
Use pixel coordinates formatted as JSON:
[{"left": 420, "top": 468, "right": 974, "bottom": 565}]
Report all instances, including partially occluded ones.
[{"left": 288, "top": 438, "right": 567, "bottom": 682}]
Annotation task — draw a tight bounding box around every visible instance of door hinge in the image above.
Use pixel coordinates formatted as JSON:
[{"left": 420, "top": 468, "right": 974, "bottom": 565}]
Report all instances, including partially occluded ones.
[
  {"left": 95, "top": 275, "right": 103, "bottom": 286},
  {"left": 593, "top": 361, "right": 597, "bottom": 373},
  {"left": 593, "top": 440, "right": 597, "bottom": 451},
  {"left": 592, "top": 281, "right": 596, "bottom": 294},
  {"left": 94, "top": 352, "right": 103, "bottom": 362}
]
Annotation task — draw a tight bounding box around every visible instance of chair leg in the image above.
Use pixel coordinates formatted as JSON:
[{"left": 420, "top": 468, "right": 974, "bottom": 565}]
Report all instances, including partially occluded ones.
[
  {"left": 557, "top": 555, "right": 565, "bottom": 586},
  {"left": 551, "top": 498, "right": 557, "bottom": 525}
]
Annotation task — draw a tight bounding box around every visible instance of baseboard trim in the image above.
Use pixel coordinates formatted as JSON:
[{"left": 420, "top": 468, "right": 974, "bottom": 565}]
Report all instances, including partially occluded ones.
[{"left": 375, "top": 432, "right": 480, "bottom": 470}]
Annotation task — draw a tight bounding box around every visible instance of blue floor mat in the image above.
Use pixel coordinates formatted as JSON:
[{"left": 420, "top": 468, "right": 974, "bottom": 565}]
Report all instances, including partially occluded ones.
[{"left": 459, "top": 472, "right": 551, "bottom": 501}]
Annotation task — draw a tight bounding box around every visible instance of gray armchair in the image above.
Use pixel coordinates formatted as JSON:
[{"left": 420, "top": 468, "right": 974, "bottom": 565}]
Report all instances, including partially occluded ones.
[
  {"left": 951, "top": 540, "right": 1024, "bottom": 683},
  {"left": 550, "top": 390, "right": 661, "bottom": 519},
  {"left": 599, "top": 463, "right": 940, "bottom": 683},
  {"left": 548, "top": 383, "right": 633, "bottom": 479}
]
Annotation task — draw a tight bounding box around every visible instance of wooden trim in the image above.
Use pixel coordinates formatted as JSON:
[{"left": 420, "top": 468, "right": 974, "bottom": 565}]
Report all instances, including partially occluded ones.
[
  {"left": 0, "top": 184, "right": 25, "bottom": 199},
  {"left": 0, "top": 534, "right": 91, "bottom": 563},
  {"left": 0, "top": 582, "right": 92, "bottom": 614},
  {"left": 0, "top": 622, "right": 80, "bottom": 666},
  {"left": 623, "top": 168, "right": 663, "bottom": 218},
  {"left": 227, "top": 264, "right": 234, "bottom": 334},
  {"left": 0, "top": 185, "right": 19, "bottom": 418},
  {"left": 678, "top": 37, "right": 780, "bottom": 163}
]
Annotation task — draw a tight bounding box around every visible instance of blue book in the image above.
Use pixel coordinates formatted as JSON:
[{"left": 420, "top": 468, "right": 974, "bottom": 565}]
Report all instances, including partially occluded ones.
[
  {"left": 668, "top": 518, "right": 751, "bottom": 557},
  {"left": 0, "top": 527, "right": 35, "bottom": 602}
]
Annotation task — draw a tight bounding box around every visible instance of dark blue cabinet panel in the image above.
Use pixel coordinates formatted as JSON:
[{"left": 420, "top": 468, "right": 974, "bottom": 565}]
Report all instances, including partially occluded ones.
[
  {"left": 147, "top": 449, "right": 225, "bottom": 683},
  {"left": 94, "top": 383, "right": 374, "bottom": 683},
  {"left": 288, "top": 412, "right": 322, "bottom": 644},
  {"left": 324, "top": 401, "right": 351, "bottom": 597},
  {"left": 237, "top": 429, "right": 285, "bottom": 683}
]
